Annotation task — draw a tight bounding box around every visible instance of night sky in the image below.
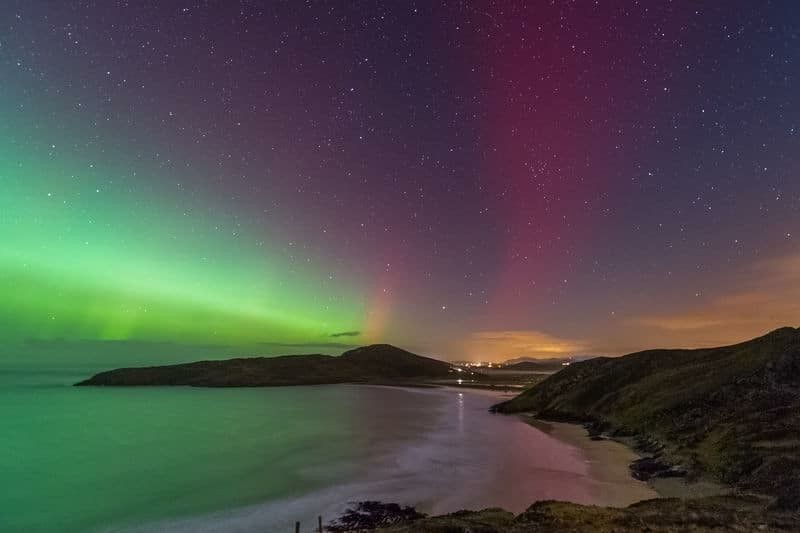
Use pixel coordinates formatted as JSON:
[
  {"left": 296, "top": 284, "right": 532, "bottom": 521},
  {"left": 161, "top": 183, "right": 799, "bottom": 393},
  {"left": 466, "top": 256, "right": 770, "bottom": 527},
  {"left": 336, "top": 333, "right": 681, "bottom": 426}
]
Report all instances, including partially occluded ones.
[{"left": 2, "top": 1, "right": 799, "bottom": 363}]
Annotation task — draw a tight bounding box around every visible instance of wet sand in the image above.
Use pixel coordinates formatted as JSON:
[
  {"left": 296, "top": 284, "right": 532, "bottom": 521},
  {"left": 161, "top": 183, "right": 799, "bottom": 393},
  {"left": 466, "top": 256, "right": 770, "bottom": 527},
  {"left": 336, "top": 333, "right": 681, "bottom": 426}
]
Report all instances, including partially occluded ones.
[
  {"left": 523, "top": 417, "right": 660, "bottom": 507},
  {"left": 524, "top": 416, "right": 730, "bottom": 504}
]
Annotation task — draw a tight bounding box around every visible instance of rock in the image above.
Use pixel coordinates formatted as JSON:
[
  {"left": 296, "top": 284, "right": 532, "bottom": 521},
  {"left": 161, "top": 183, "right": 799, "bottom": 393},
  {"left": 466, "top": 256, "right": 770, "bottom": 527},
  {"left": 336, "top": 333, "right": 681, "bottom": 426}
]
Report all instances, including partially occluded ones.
[{"left": 629, "top": 455, "right": 687, "bottom": 481}]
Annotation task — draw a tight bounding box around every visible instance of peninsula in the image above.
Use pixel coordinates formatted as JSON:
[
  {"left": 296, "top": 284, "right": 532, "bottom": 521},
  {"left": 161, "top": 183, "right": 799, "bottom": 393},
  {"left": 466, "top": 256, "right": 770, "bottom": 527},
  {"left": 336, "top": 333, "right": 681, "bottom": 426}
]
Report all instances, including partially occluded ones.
[{"left": 75, "top": 344, "right": 455, "bottom": 387}]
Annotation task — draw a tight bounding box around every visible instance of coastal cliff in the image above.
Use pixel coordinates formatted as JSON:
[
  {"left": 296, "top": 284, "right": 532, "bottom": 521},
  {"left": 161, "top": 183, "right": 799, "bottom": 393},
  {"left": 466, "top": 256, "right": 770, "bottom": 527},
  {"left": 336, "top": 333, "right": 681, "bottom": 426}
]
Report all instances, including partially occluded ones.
[{"left": 492, "top": 327, "right": 800, "bottom": 509}]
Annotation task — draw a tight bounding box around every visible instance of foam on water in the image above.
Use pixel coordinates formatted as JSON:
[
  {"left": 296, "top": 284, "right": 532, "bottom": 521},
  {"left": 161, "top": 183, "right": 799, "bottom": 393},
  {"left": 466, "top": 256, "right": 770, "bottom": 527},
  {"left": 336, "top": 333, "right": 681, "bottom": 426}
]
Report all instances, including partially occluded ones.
[{"left": 121, "top": 387, "right": 594, "bottom": 533}]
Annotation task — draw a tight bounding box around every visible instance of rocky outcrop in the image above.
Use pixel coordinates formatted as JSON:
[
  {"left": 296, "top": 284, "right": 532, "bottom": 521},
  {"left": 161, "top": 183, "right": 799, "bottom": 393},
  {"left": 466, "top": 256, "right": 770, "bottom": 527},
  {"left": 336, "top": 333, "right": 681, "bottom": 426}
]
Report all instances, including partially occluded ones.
[{"left": 364, "top": 496, "right": 798, "bottom": 532}]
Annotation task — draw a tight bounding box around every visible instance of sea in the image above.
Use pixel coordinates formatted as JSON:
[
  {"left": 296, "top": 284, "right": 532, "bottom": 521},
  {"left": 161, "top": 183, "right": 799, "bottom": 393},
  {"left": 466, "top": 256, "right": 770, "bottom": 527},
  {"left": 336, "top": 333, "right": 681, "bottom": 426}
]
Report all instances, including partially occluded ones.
[{"left": 3, "top": 367, "right": 617, "bottom": 532}]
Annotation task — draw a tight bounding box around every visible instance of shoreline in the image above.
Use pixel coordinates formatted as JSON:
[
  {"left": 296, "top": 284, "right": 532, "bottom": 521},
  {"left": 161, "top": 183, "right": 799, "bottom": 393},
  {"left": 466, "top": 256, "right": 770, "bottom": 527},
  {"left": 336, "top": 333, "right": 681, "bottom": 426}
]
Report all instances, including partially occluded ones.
[
  {"left": 520, "top": 416, "right": 659, "bottom": 507},
  {"left": 359, "top": 385, "right": 661, "bottom": 510},
  {"left": 520, "top": 415, "right": 731, "bottom": 502},
  {"left": 377, "top": 386, "right": 698, "bottom": 507}
]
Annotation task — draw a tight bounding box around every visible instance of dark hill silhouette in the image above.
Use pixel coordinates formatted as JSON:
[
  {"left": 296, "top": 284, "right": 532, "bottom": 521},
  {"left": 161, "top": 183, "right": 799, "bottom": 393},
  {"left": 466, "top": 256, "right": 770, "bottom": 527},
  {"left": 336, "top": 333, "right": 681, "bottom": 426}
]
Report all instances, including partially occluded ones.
[
  {"left": 502, "top": 360, "right": 566, "bottom": 372},
  {"left": 75, "top": 344, "right": 453, "bottom": 387}
]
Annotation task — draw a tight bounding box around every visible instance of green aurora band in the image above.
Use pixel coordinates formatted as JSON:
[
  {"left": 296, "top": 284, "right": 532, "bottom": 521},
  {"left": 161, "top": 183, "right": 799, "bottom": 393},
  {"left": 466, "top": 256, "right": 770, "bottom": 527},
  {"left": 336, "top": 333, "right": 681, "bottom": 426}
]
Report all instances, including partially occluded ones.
[{"left": 1, "top": 116, "right": 365, "bottom": 349}]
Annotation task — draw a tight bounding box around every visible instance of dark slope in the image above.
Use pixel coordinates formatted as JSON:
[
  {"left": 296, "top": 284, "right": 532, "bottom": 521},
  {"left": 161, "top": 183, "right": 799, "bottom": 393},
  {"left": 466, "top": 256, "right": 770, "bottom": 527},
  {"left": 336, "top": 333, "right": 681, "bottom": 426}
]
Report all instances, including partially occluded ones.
[
  {"left": 75, "top": 344, "right": 453, "bottom": 387},
  {"left": 493, "top": 327, "right": 800, "bottom": 508}
]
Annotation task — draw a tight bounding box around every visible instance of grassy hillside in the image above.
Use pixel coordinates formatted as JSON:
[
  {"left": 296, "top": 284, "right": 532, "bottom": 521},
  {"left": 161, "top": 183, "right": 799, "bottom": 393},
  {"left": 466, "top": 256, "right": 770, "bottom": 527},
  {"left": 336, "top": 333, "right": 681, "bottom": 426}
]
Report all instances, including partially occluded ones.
[
  {"left": 493, "top": 327, "right": 800, "bottom": 508},
  {"left": 75, "top": 344, "right": 454, "bottom": 387}
]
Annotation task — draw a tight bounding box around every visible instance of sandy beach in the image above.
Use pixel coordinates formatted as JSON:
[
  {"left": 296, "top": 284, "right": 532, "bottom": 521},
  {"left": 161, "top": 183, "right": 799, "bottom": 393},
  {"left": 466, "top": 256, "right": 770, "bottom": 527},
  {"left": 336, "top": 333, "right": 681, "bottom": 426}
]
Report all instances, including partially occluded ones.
[
  {"left": 524, "top": 416, "right": 730, "bottom": 504},
  {"left": 523, "top": 417, "right": 660, "bottom": 507}
]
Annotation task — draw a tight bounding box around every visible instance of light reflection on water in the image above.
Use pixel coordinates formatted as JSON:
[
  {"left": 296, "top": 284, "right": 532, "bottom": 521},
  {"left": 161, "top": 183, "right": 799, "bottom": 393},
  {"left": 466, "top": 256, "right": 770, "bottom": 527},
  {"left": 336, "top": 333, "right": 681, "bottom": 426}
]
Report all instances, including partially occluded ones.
[
  {"left": 457, "top": 391, "right": 465, "bottom": 433},
  {"left": 131, "top": 386, "right": 601, "bottom": 532}
]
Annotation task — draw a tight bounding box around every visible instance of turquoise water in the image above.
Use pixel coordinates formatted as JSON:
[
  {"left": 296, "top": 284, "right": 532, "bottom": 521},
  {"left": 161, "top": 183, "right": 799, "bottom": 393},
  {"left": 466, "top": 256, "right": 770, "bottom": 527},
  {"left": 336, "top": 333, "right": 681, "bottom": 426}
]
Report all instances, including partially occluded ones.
[{"left": 2, "top": 368, "right": 604, "bottom": 532}]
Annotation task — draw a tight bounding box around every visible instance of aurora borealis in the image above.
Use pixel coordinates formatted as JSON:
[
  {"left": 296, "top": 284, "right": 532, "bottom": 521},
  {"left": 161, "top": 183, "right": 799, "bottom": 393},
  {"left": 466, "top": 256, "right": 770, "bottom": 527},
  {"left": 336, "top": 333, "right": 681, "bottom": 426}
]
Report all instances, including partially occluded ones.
[
  {"left": 2, "top": 1, "right": 799, "bottom": 363},
  {"left": 1, "top": 69, "right": 365, "bottom": 354}
]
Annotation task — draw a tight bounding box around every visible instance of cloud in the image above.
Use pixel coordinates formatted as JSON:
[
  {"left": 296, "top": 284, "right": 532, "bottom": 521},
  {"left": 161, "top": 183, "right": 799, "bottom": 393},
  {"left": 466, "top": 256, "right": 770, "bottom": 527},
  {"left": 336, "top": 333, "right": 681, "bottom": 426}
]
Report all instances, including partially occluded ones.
[
  {"left": 627, "top": 252, "right": 800, "bottom": 347},
  {"left": 633, "top": 316, "right": 729, "bottom": 331},
  {"left": 462, "top": 329, "right": 588, "bottom": 362},
  {"left": 329, "top": 330, "right": 361, "bottom": 338}
]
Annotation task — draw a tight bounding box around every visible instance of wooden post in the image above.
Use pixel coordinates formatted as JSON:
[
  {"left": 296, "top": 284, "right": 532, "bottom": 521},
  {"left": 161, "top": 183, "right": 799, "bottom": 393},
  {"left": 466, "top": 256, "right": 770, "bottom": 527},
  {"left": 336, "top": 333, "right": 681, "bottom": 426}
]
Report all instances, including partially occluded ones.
[
  {"left": 295, "top": 521, "right": 300, "bottom": 533},
  {"left": 318, "top": 515, "right": 323, "bottom": 532}
]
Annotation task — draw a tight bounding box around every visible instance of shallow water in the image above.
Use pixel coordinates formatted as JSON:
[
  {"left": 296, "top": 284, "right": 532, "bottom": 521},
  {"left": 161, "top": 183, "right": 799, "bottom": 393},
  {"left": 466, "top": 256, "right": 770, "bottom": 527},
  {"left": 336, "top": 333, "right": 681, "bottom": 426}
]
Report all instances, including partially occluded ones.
[{"left": 3, "top": 368, "right": 623, "bottom": 532}]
